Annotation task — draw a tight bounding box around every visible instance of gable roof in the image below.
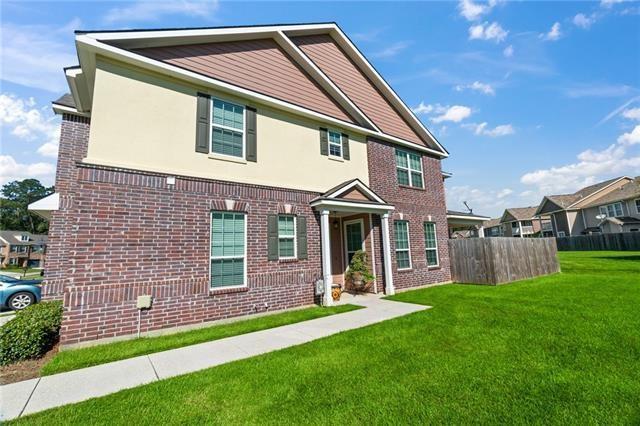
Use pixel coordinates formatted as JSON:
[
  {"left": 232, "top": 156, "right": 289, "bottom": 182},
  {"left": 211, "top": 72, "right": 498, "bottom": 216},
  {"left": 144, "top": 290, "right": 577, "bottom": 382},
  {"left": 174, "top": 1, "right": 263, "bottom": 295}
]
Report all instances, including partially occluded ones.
[
  {"left": 314, "top": 178, "right": 388, "bottom": 204},
  {"left": 63, "top": 23, "right": 448, "bottom": 158},
  {"left": 582, "top": 177, "right": 640, "bottom": 208},
  {"left": 501, "top": 206, "right": 538, "bottom": 223},
  {"left": 534, "top": 176, "right": 632, "bottom": 215},
  {"left": 0, "top": 231, "right": 48, "bottom": 246},
  {"left": 483, "top": 217, "right": 502, "bottom": 228}
]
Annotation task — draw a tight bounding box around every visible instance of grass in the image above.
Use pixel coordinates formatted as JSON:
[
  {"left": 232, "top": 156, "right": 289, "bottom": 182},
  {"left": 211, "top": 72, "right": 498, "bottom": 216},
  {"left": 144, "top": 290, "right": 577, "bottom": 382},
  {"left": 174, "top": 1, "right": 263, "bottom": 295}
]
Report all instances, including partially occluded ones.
[
  {"left": 13, "top": 251, "right": 640, "bottom": 424},
  {"left": 41, "top": 304, "right": 361, "bottom": 376}
]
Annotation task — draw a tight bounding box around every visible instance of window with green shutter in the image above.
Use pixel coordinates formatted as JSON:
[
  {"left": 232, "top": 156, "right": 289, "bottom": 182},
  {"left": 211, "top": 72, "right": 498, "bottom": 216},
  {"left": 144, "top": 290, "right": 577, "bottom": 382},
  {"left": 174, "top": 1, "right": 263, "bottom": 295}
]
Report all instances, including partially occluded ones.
[
  {"left": 394, "top": 220, "right": 412, "bottom": 269},
  {"left": 395, "top": 149, "right": 424, "bottom": 188},
  {"left": 424, "top": 222, "right": 439, "bottom": 267},
  {"left": 328, "top": 130, "right": 342, "bottom": 157},
  {"left": 210, "top": 212, "right": 246, "bottom": 288},
  {"left": 211, "top": 99, "right": 245, "bottom": 158},
  {"left": 278, "top": 215, "right": 296, "bottom": 259}
]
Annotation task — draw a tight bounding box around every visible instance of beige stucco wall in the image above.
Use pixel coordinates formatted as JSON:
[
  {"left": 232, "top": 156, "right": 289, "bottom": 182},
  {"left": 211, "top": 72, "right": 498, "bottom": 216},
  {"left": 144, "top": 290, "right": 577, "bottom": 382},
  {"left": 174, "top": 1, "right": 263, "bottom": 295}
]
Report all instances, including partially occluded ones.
[{"left": 85, "top": 58, "right": 369, "bottom": 193}]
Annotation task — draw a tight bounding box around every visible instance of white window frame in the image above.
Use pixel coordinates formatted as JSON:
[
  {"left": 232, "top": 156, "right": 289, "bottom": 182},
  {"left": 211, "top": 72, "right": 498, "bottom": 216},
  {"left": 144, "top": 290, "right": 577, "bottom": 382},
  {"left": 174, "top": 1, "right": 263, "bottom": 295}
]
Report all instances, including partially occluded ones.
[
  {"left": 599, "top": 202, "right": 623, "bottom": 218},
  {"left": 278, "top": 215, "right": 297, "bottom": 260},
  {"left": 635, "top": 199, "right": 640, "bottom": 214},
  {"left": 424, "top": 222, "right": 439, "bottom": 267},
  {"left": 343, "top": 218, "right": 365, "bottom": 269},
  {"left": 328, "top": 129, "right": 343, "bottom": 159},
  {"left": 209, "top": 211, "right": 247, "bottom": 290},
  {"left": 395, "top": 149, "right": 424, "bottom": 188},
  {"left": 394, "top": 220, "right": 412, "bottom": 270},
  {"left": 557, "top": 231, "right": 566, "bottom": 237},
  {"left": 209, "top": 97, "right": 246, "bottom": 160}
]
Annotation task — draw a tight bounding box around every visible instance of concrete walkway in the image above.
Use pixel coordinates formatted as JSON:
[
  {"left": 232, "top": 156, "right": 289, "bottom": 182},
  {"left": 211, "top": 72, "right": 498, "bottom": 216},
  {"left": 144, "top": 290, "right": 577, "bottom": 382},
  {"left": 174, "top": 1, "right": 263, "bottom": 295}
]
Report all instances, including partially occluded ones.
[{"left": 1, "top": 295, "right": 429, "bottom": 421}]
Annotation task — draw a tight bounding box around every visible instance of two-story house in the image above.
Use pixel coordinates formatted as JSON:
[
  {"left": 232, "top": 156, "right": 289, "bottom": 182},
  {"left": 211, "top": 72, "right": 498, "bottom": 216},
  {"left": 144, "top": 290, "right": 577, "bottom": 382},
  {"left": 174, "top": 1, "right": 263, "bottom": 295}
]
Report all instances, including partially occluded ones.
[
  {"left": 0, "top": 231, "right": 47, "bottom": 268},
  {"left": 499, "top": 207, "right": 553, "bottom": 238},
  {"left": 535, "top": 176, "right": 639, "bottom": 236},
  {"left": 31, "top": 23, "right": 452, "bottom": 346}
]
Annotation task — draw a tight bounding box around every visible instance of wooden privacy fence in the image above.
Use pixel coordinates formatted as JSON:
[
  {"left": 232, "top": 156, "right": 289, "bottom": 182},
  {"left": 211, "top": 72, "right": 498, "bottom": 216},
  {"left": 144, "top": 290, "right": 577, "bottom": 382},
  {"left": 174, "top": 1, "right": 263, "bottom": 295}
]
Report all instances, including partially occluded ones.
[
  {"left": 556, "top": 233, "right": 640, "bottom": 251},
  {"left": 448, "top": 237, "right": 560, "bottom": 285}
]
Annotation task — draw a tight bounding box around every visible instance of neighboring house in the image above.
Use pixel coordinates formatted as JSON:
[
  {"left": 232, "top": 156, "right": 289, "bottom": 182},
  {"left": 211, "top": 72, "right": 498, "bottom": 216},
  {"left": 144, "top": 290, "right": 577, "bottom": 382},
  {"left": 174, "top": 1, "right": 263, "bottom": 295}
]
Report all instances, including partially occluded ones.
[
  {"left": 483, "top": 217, "right": 504, "bottom": 237},
  {"left": 535, "top": 176, "right": 639, "bottom": 236},
  {"left": 446, "top": 210, "right": 490, "bottom": 238},
  {"left": 30, "top": 23, "right": 453, "bottom": 346},
  {"left": 500, "top": 207, "right": 553, "bottom": 238},
  {"left": 0, "top": 231, "right": 47, "bottom": 268}
]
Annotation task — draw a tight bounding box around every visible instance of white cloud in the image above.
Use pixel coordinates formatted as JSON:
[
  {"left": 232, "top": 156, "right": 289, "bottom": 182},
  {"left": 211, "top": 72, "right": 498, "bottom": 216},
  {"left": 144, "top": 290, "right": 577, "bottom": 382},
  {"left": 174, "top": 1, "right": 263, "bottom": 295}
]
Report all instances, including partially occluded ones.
[
  {"left": 458, "top": 0, "right": 499, "bottom": 21},
  {"left": 431, "top": 105, "right": 472, "bottom": 123},
  {"left": 601, "top": 0, "right": 626, "bottom": 8},
  {"left": 411, "top": 102, "right": 435, "bottom": 115},
  {"left": 622, "top": 107, "right": 640, "bottom": 121},
  {"left": 0, "top": 155, "right": 55, "bottom": 186},
  {"left": 618, "top": 125, "right": 640, "bottom": 145},
  {"left": 497, "top": 188, "right": 513, "bottom": 199},
  {"left": 503, "top": 45, "right": 514, "bottom": 58},
  {"left": 541, "top": 22, "right": 562, "bottom": 41},
  {"left": 455, "top": 81, "right": 495, "bottom": 96},
  {"left": 446, "top": 185, "right": 518, "bottom": 217},
  {"left": 521, "top": 129, "right": 640, "bottom": 194},
  {"left": 464, "top": 122, "right": 515, "bottom": 137},
  {"left": 564, "top": 84, "right": 635, "bottom": 98},
  {"left": 469, "top": 22, "right": 508, "bottom": 43},
  {"left": 371, "top": 41, "right": 411, "bottom": 59},
  {"left": 0, "top": 93, "right": 60, "bottom": 158},
  {"left": 1, "top": 22, "right": 78, "bottom": 92},
  {"left": 104, "top": 0, "right": 219, "bottom": 24},
  {"left": 573, "top": 13, "right": 596, "bottom": 29}
]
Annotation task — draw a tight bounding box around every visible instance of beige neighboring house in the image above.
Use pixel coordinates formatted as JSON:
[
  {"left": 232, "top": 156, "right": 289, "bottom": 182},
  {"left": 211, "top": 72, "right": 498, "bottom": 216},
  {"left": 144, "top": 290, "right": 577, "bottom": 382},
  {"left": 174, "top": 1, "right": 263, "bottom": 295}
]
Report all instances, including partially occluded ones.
[
  {"left": 0, "top": 231, "right": 48, "bottom": 268},
  {"left": 535, "top": 176, "right": 640, "bottom": 236},
  {"left": 500, "top": 207, "right": 553, "bottom": 238}
]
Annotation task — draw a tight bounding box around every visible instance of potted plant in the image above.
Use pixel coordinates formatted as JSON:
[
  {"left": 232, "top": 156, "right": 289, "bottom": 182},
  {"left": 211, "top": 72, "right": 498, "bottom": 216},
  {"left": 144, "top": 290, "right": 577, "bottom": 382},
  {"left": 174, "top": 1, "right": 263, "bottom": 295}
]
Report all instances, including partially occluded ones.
[{"left": 345, "top": 250, "right": 374, "bottom": 293}]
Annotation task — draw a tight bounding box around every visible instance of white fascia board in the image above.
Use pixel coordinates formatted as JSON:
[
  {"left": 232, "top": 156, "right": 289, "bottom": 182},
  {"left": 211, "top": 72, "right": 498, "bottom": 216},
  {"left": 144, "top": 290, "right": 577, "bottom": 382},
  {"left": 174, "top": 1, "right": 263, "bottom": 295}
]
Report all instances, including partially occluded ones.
[
  {"left": 325, "top": 179, "right": 386, "bottom": 204},
  {"left": 65, "top": 68, "right": 87, "bottom": 112},
  {"left": 274, "top": 31, "right": 378, "bottom": 131},
  {"left": 310, "top": 199, "right": 395, "bottom": 214},
  {"left": 330, "top": 27, "right": 448, "bottom": 157},
  {"left": 566, "top": 177, "right": 632, "bottom": 209},
  {"left": 75, "top": 35, "right": 447, "bottom": 157},
  {"left": 446, "top": 214, "right": 490, "bottom": 221},
  {"left": 52, "top": 103, "right": 90, "bottom": 117}
]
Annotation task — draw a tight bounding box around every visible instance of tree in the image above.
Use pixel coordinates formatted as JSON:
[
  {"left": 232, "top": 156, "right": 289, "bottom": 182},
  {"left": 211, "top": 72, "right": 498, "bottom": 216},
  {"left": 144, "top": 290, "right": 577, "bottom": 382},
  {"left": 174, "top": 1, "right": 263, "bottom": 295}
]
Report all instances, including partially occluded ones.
[{"left": 0, "top": 179, "right": 54, "bottom": 234}]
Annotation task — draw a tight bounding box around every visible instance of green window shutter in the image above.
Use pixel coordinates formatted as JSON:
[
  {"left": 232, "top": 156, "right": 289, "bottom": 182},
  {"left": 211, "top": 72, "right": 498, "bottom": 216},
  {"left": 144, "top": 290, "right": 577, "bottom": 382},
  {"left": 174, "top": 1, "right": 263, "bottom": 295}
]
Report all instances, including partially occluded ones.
[
  {"left": 319, "top": 127, "right": 328, "bottom": 156},
  {"left": 245, "top": 106, "right": 257, "bottom": 162},
  {"left": 341, "top": 133, "right": 350, "bottom": 160},
  {"left": 195, "top": 92, "right": 210, "bottom": 154},
  {"left": 297, "top": 216, "right": 308, "bottom": 260},
  {"left": 267, "top": 214, "right": 279, "bottom": 261}
]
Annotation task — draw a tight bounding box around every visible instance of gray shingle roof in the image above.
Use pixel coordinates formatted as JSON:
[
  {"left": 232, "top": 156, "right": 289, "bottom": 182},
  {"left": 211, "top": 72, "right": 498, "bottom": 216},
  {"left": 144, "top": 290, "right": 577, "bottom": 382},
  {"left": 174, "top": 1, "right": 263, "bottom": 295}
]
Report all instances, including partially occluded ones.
[
  {"left": 0, "top": 231, "right": 48, "bottom": 246},
  {"left": 582, "top": 178, "right": 640, "bottom": 208},
  {"left": 53, "top": 93, "right": 76, "bottom": 108},
  {"left": 546, "top": 176, "right": 627, "bottom": 209}
]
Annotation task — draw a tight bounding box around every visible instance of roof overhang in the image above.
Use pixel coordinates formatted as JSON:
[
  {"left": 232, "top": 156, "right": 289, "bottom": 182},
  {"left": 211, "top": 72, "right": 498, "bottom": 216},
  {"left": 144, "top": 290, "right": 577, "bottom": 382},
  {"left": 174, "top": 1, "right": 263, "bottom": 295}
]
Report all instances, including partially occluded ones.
[
  {"left": 447, "top": 213, "right": 490, "bottom": 224},
  {"left": 28, "top": 193, "right": 59, "bottom": 220},
  {"left": 66, "top": 23, "right": 448, "bottom": 158},
  {"left": 310, "top": 199, "right": 395, "bottom": 214}
]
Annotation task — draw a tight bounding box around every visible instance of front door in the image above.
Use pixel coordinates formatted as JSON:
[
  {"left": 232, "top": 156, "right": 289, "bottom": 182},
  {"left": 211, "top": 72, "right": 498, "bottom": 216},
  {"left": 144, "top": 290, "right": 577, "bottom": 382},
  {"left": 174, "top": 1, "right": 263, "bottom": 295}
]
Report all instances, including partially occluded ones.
[{"left": 344, "top": 219, "right": 365, "bottom": 267}]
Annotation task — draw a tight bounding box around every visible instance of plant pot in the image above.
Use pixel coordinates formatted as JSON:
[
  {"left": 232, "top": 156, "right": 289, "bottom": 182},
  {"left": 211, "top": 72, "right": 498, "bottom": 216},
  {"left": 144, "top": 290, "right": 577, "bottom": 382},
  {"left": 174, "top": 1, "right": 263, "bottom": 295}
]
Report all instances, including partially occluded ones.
[{"left": 331, "top": 285, "right": 342, "bottom": 301}]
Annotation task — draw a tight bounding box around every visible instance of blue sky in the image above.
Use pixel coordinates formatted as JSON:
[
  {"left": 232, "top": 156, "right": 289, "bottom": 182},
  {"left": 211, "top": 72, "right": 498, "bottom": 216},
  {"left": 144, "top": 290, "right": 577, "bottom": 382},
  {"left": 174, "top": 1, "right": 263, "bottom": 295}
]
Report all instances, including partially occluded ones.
[{"left": 1, "top": 0, "right": 639, "bottom": 216}]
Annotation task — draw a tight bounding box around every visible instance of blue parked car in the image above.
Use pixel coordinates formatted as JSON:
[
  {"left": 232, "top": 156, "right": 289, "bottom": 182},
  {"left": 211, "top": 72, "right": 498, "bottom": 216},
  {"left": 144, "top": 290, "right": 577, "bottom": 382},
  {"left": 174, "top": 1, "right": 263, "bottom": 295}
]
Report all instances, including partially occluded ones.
[{"left": 0, "top": 274, "right": 42, "bottom": 311}]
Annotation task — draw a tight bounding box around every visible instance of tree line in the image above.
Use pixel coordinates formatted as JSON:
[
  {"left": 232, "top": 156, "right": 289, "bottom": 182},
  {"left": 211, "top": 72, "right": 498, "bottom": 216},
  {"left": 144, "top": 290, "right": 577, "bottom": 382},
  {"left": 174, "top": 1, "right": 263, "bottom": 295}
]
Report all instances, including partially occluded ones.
[{"left": 0, "top": 179, "right": 53, "bottom": 234}]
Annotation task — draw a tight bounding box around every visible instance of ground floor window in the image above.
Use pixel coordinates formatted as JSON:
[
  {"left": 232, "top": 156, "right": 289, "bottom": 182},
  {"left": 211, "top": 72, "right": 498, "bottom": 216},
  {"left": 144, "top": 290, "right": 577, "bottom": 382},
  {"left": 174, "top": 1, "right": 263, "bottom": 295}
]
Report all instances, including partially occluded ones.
[
  {"left": 210, "top": 211, "right": 246, "bottom": 288},
  {"left": 424, "top": 222, "right": 439, "bottom": 266},
  {"left": 394, "top": 220, "right": 411, "bottom": 269},
  {"left": 278, "top": 215, "right": 296, "bottom": 259}
]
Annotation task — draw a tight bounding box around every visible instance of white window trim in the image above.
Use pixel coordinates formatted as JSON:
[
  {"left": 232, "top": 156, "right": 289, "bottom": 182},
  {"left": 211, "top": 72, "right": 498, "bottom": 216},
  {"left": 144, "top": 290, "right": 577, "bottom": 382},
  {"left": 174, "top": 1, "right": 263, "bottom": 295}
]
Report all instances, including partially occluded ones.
[
  {"left": 343, "top": 218, "right": 365, "bottom": 270},
  {"left": 394, "top": 220, "right": 412, "bottom": 270},
  {"left": 599, "top": 202, "right": 624, "bottom": 218},
  {"left": 209, "top": 211, "right": 247, "bottom": 290},
  {"left": 635, "top": 199, "right": 640, "bottom": 214},
  {"left": 424, "top": 222, "right": 439, "bottom": 268},
  {"left": 395, "top": 149, "right": 424, "bottom": 189},
  {"left": 327, "top": 129, "right": 343, "bottom": 159},
  {"left": 278, "top": 215, "right": 297, "bottom": 260},
  {"left": 209, "top": 97, "right": 246, "bottom": 160},
  {"left": 557, "top": 231, "right": 566, "bottom": 237}
]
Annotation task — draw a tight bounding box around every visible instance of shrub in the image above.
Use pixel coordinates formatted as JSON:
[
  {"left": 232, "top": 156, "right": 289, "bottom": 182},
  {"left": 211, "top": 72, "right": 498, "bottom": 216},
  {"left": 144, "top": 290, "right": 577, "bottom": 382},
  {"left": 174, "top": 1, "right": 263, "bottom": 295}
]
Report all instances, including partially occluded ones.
[{"left": 0, "top": 301, "right": 63, "bottom": 366}]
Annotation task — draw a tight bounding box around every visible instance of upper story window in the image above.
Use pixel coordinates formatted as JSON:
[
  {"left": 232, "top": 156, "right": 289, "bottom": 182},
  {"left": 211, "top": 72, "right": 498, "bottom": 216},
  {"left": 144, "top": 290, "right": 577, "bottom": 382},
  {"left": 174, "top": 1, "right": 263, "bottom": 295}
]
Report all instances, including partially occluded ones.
[
  {"left": 328, "top": 130, "right": 342, "bottom": 158},
  {"left": 211, "top": 99, "right": 245, "bottom": 158},
  {"left": 395, "top": 149, "right": 423, "bottom": 188},
  {"left": 635, "top": 199, "right": 640, "bottom": 214},
  {"left": 599, "top": 202, "right": 623, "bottom": 218},
  {"left": 19, "top": 235, "right": 29, "bottom": 242}
]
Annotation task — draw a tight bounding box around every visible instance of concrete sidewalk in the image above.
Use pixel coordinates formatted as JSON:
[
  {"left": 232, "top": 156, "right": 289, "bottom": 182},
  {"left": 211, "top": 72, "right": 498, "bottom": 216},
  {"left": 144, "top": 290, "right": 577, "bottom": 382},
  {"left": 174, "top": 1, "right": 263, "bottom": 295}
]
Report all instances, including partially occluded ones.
[{"left": 1, "top": 296, "right": 429, "bottom": 421}]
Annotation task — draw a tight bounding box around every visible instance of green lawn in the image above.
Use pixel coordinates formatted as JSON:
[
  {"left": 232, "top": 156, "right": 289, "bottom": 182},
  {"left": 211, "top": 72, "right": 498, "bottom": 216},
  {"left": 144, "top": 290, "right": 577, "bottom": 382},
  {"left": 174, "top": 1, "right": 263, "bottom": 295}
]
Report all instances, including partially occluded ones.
[
  {"left": 42, "top": 304, "right": 361, "bottom": 376},
  {"left": 14, "top": 251, "right": 640, "bottom": 424}
]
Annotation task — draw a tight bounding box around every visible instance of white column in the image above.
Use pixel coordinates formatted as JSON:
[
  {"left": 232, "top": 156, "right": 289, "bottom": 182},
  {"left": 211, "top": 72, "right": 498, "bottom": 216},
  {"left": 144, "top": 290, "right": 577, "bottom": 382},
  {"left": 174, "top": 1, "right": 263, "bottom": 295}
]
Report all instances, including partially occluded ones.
[
  {"left": 320, "top": 209, "right": 333, "bottom": 306},
  {"left": 478, "top": 226, "right": 485, "bottom": 238},
  {"left": 518, "top": 221, "right": 523, "bottom": 238},
  {"left": 380, "top": 213, "right": 395, "bottom": 296}
]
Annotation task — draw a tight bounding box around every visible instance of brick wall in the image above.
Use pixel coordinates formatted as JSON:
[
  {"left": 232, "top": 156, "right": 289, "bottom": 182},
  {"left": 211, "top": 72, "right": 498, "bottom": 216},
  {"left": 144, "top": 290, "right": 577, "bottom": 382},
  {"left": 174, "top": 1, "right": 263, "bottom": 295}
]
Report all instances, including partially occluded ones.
[{"left": 367, "top": 137, "right": 451, "bottom": 289}]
